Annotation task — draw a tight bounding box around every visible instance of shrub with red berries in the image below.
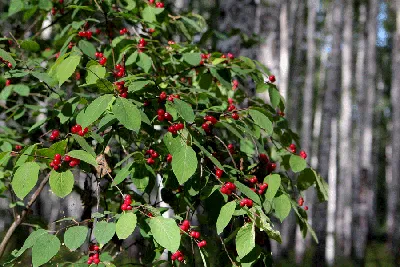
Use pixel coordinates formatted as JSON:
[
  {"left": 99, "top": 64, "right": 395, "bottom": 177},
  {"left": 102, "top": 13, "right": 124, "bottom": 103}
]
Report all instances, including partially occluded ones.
[{"left": 0, "top": 1, "right": 326, "bottom": 266}]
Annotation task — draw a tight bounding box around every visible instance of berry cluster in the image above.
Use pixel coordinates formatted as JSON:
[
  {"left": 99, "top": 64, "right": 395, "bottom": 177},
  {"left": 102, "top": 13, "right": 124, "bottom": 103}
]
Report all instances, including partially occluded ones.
[
  {"left": 157, "top": 109, "right": 173, "bottom": 122},
  {"left": 298, "top": 197, "right": 309, "bottom": 210},
  {"left": 71, "top": 124, "right": 89, "bottom": 136},
  {"left": 171, "top": 250, "right": 184, "bottom": 262},
  {"left": 113, "top": 64, "right": 125, "bottom": 78},
  {"left": 50, "top": 154, "right": 80, "bottom": 170},
  {"left": 200, "top": 53, "right": 211, "bottom": 65},
  {"left": 0, "top": 56, "right": 13, "bottom": 68},
  {"left": 119, "top": 28, "right": 128, "bottom": 35},
  {"left": 220, "top": 182, "right": 236, "bottom": 195},
  {"left": 87, "top": 244, "right": 101, "bottom": 265},
  {"left": 221, "top": 53, "right": 234, "bottom": 60},
  {"left": 289, "top": 144, "right": 308, "bottom": 159},
  {"left": 239, "top": 198, "right": 253, "bottom": 208},
  {"left": 95, "top": 52, "right": 107, "bottom": 66},
  {"left": 49, "top": 129, "right": 60, "bottom": 141},
  {"left": 232, "top": 79, "right": 239, "bottom": 90},
  {"left": 95, "top": 51, "right": 104, "bottom": 59},
  {"left": 78, "top": 31, "right": 93, "bottom": 39},
  {"left": 246, "top": 176, "right": 268, "bottom": 194},
  {"left": 299, "top": 150, "right": 307, "bottom": 159},
  {"left": 226, "top": 100, "right": 239, "bottom": 120},
  {"left": 115, "top": 81, "right": 128, "bottom": 98},
  {"left": 168, "top": 122, "right": 184, "bottom": 135},
  {"left": 202, "top": 115, "right": 218, "bottom": 133},
  {"left": 121, "top": 195, "right": 133, "bottom": 211},
  {"left": 138, "top": 38, "right": 147, "bottom": 53},
  {"left": 179, "top": 220, "right": 207, "bottom": 248},
  {"left": 146, "top": 149, "right": 159, "bottom": 165}
]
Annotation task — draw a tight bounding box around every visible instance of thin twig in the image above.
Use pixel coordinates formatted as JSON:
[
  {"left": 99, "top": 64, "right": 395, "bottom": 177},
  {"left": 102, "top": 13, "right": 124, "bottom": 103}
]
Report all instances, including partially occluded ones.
[{"left": 219, "top": 236, "right": 238, "bottom": 266}]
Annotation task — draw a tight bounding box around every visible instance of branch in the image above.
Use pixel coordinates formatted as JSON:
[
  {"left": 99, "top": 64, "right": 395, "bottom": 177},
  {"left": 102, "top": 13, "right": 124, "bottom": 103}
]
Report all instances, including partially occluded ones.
[{"left": 0, "top": 173, "right": 50, "bottom": 258}]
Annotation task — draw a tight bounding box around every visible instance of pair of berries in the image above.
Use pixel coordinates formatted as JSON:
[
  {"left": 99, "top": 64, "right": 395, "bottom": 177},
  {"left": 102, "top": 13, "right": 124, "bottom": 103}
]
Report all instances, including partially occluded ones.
[
  {"left": 202, "top": 115, "right": 218, "bottom": 133},
  {"left": 0, "top": 56, "right": 12, "bottom": 68},
  {"left": 50, "top": 154, "right": 80, "bottom": 170},
  {"left": 190, "top": 231, "right": 201, "bottom": 239},
  {"left": 215, "top": 168, "right": 224, "bottom": 178},
  {"left": 220, "top": 182, "right": 236, "bottom": 195},
  {"left": 95, "top": 52, "right": 104, "bottom": 59},
  {"left": 155, "top": 2, "right": 164, "bottom": 8},
  {"left": 221, "top": 53, "right": 234, "bottom": 60},
  {"left": 115, "top": 81, "right": 128, "bottom": 98},
  {"left": 256, "top": 183, "right": 268, "bottom": 195},
  {"left": 114, "top": 64, "right": 125, "bottom": 78},
  {"left": 138, "top": 38, "right": 147, "bottom": 52},
  {"left": 71, "top": 124, "right": 89, "bottom": 136},
  {"left": 289, "top": 143, "right": 296, "bottom": 153},
  {"left": 87, "top": 252, "right": 100, "bottom": 265},
  {"left": 15, "top": 145, "right": 22, "bottom": 151},
  {"left": 78, "top": 31, "right": 93, "bottom": 39},
  {"left": 98, "top": 56, "right": 107, "bottom": 66},
  {"left": 248, "top": 176, "right": 258, "bottom": 185},
  {"left": 232, "top": 80, "right": 239, "bottom": 90},
  {"left": 167, "top": 94, "right": 180, "bottom": 102},
  {"left": 49, "top": 129, "right": 60, "bottom": 141},
  {"left": 171, "top": 251, "right": 184, "bottom": 262},
  {"left": 119, "top": 28, "right": 128, "bottom": 35},
  {"left": 157, "top": 109, "right": 173, "bottom": 122},
  {"left": 299, "top": 150, "right": 307, "bottom": 159},
  {"left": 297, "top": 197, "right": 308, "bottom": 210},
  {"left": 146, "top": 149, "right": 159, "bottom": 165},
  {"left": 168, "top": 123, "right": 184, "bottom": 135},
  {"left": 179, "top": 220, "right": 191, "bottom": 232},
  {"left": 240, "top": 198, "right": 253, "bottom": 208},
  {"left": 121, "top": 195, "right": 133, "bottom": 211}
]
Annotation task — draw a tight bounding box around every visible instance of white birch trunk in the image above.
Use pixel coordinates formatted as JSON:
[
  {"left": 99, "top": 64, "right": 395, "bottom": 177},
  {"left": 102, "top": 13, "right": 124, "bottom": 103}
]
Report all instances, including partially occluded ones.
[{"left": 279, "top": 0, "right": 290, "bottom": 101}]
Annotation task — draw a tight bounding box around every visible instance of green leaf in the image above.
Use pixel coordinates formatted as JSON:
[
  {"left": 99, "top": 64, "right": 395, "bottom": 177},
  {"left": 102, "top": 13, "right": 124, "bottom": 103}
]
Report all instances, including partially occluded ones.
[
  {"left": 15, "top": 144, "right": 36, "bottom": 167},
  {"left": 316, "top": 172, "right": 329, "bottom": 202},
  {"left": 264, "top": 174, "right": 281, "bottom": 201},
  {"left": 72, "top": 134, "right": 96, "bottom": 157},
  {"left": 32, "top": 234, "right": 60, "bottom": 267},
  {"left": 125, "top": 51, "right": 138, "bottom": 65},
  {"left": 13, "top": 84, "right": 30, "bottom": 96},
  {"left": 256, "top": 82, "right": 268, "bottom": 93},
  {"left": 209, "top": 68, "right": 231, "bottom": 89},
  {"left": 163, "top": 133, "right": 184, "bottom": 155},
  {"left": 0, "top": 48, "right": 16, "bottom": 67},
  {"left": 116, "top": 213, "right": 137, "bottom": 239},
  {"left": 31, "top": 72, "right": 57, "bottom": 87},
  {"left": 183, "top": 52, "right": 201, "bottom": 66},
  {"left": 268, "top": 85, "right": 281, "bottom": 108},
  {"left": 38, "top": 0, "right": 52, "bottom": 10},
  {"left": 64, "top": 226, "right": 88, "bottom": 251},
  {"left": 149, "top": 217, "right": 181, "bottom": 252},
  {"left": 56, "top": 55, "right": 81, "bottom": 86},
  {"left": 14, "top": 229, "right": 47, "bottom": 257},
  {"left": 113, "top": 98, "right": 141, "bottom": 132},
  {"left": 128, "top": 80, "right": 151, "bottom": 93},
  {"left": 11, "top": 162, "right": 40, "bottom": 200},
  {"left": 192, "top": 140, "right": 224, "bottom": 170},
  {"left": 85, "top": 61, "right": 106, "bottom": 85},
  {"left": 297, "top": 168, "right": 316, "bottom": 191},
  {"left": 236, "top": 223, "right": 255, "bottom": 259},
  {"left": 76, "top": 94, "right": 114, "bottom": 128},
  {"left": 123, "top": 0, "right": 136, "bottom": 10},
  {"left": 20, "top": 40, "right": 40, "bottom": 52},
  {"left": 8, "top": 0, "right": 24, "bottom": 16},
  {"left": 96, "top": 78, "right": 114, "bottom": 93},
  {"left": 289, "top": 155, "right": 307, "bottom": 173},
  {"left": 273, "top": 194, "right": 291, "bottom": 222},
  {"left": 234, "top": 181, "right": 261, "bottom": 205},
  {"left": 49, "top": 170, "right": 74, "bottom": 198},
  {"left": 78, "top": 40, "right": 96, "bottom": 58},
  {"left": 67, "top": 150, "right": 98, "bottom": 167},
  {"left": 112, "top": 163, "right": 133, "bottom": 186},
  {"left": 216, "top": 201, "right": 236, "bottom": 234},
  {"left": 137, "top": 53, "right": 152, "bottom": 73},
  {"left": 36, "top": 140, "right": 67, "bottom": 159},
  {"left": 172, "top": 145, "right": 197, "bottom": 184},
  {"left": 249, "top": 109, "right": 273, "bottom": 135},
  {"left": 173, "top": 99, "right": 195, "bottom": 123},
  {"left": 142, "top": 6, "right": 164, "bottom": 22},
  {"left": 94, "top": 221, "right": 116, "bottom": 245}
]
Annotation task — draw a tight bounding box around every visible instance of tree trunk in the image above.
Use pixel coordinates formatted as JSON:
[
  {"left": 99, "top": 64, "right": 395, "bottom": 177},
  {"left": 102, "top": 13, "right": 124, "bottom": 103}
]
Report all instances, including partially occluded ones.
[
  {"left": 337, "top": 0, "right": 353, "bottom": 258},
  {"left": 295, "top": 0, "right": 317, "bottom": 264},
  {"left": 326, "top": 119, "right": 338, "bottom": 267},
  {"left": 279, "top": 0, "right": 290, "bottom": 101},
  {"left": 390, "top": 0, "right": 400, "bottom": 264},
  {"left": 352, "top": 3, "right": 368, "bottom": 263},
  {"left": 313, "top": 0, "right": 343, "bottom": 266}
]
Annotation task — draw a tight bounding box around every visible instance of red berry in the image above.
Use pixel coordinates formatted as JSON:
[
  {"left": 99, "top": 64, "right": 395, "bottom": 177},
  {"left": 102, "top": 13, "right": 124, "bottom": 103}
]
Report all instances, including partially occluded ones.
[
  {"left": 226, "top": 182, "right": 236, "bottom": 190},
  {"left": 156, "top": 2, "right": 164, "bottom": 8},
  {"left": 304, "top": 206, "right": 309, "bottom": 211},
  {"left": 202, "top": 123, "right": 210, "bottom": 133},
  {"left": 228, "top": 98, "right": 234, "bottom": 104},
  {"left": 215, "top": 169, "right": 223, "bottom": 178},
  {"left": 157, "top": 115, "right": 164, "bottom": 121},
  {"left": 121, "top": 204, "right": 128, "bottom": 210},
  {"left": 126, "top": 205, "right": 132, "bottom": 210},
  {"left": 164, "top": 112, "right": 173, "bottom": 121},
  {"left": 147, "top": 158, "right": 155, "bottom": 165},
  {"left": 157, "top": 109, "right": 165, "bottom": 116},
  {"left": 53, "top": 165, "right": 60, "bottom": 171},
  {"left": 51, "top": 129, "right": 60, "bottom": 139},
  {"left": 69, "top": 160, "right": 77, "bottom": 167},
  {"left": 269, "top": 75, "right": 276, "bottom": 83},
  {"left": 300, "top": 150, "right": 308, "bottom": 159},
  {"left": 228, "top": 105, "right": 236, "bottom": 112},
  {"left": 99, "top": 57, "right": 107, "bottom": 65},
  {"left": 250, "top": 176, "right": 258, "bottom": 184},
  {"left": 5, "top": 79, "right": 11, "bottom": 86},
  {"left": 231, "top": 112, "right": 239, "bottom": 120},
  {"left": 289, "top": 143, "right": 296, "bottom": 153},
  {"left": 93, "top": 245, "right": 100, "bottom": 251},
  {"left": 298, "top": 197, "right": 304, "bottom": 206},
  {"left": 149, "top": 28, "right": 155, "bottom": 33},
  {"left": 168, "top": 125, "right": 177, "bottom": 134},
  {"left": 93, "top": 258, "right": 100, "bottom": 264},
  {"left": 87, "top": 259, "right": 93, "bottom": 264},
  {"left": 151, "top": 151, "right": 159, "bottom": 158},
  {"left": 198, "top": 240, "right": 207, "bottom": 247},
  {"left": 246, "top": 199, "right": 253, "bottom": 208},
  {"left": 176, "top": 123, "right": 184, "bottom": 130},
  {"left": 227, "top": 53, "right": 234, "bottom": 59},
  {"left": 182, "top": 220, "right": 190, "bottom": 227},
  {"left": 220, "top": 186, "right": 230, "bottom": 195},
  {"left": 260, "top": 183, "right": 268, "bottom": 190},
  {"left": 166, "top": 154, "right": 173, "bottom": 163},
  {"left": 180, "top": 224, "right": 189, "bottom": 232},
  {"left": 15, "top": 145, "right": 22, "bottom": 150},
  {"left": 64, "top": 155, "right": 71, "bottom": 162},
  {"left": 54, "top": 154, "right": 62, "bottom": 161},
  {"left": 51, "top": 7, "right": 57, "bottom": 15},
  {"left": 149, "top": 0, "right": 155, "bottom": 3},
  {"left": 171, "top": 254, "right": 177, "bottom": 260},
  {"left": 259, "top": 153, "right": 269, "bottom": 163},
  {"left": 178, "top": 256, "right": 184, "bottom": 262}
]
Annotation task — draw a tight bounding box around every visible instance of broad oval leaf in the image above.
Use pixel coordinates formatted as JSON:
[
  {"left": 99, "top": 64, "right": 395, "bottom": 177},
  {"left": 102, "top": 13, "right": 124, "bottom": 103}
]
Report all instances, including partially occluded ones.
[
  {"left": 289, "top": 155, "right": 307, "bottom": 173},
  {"left": 78, "top": 40, "right": 96, "bottom": 58},
  {"left": 112, "top": 163, "right": 133, "bottom": 186},
  {"left": 297, "top": 168, "right": 316, "bottom": 191},
  {"left": 72, "top": 134, "right": 96, "bottom": 157},
  {"left": 249, "top": 109, "right": 273, "bottom": 135},
  {"left": 85, "top": 61, "right": 106, "bottom": 85},
  {"left": 264, "top": 174, "right": 281, "bottom": 201},
  {"left": 32, "top": 233, "right": 61, "bottom": 267},
  {"left": 183, "top": 52, "right": 201, "bottom": 66},
  {"left": 67, "top": 150, "right": 98, "bottom": 167},
  {"left": 112, "top": 98, "right": 141, "bottom": 132},
  {"left": 0, "top": 48, "right": 16, "bottom": 67},
  {"left": 94, "top": 221, "right": 116, "bottom": 244},
  {"left": 56, "top": 55, "right": 81, "bottom": 86},
  {"left": 234, "top": 181, "right": 261, "bottom": 205},
  {"left": 149, "top": 217, "right": 181, "bottom": 252},
  {"left": 116, "top": 213, "right": 137, "bottom": 239},
  {"left": 273, "top": 194, "right": 291, "bottom": 222},
  {"left": 64, "top": 226, "right": 88, "bottom": 251},
  {"left": 76, "top": 94, "right": 114, "bottom": 128},
  {"left": 171, "top": 145, "right": 197, "bottom": 184},
  {"left": 216, "top": 201, "right": 236, "bottom": 234},
  {"left": 174, "top": 99, "right": 195, "bottom": 123},
  {"left": 137, "top": 53, "right": 152, "bottom": 73},
  {"left": 49, "top": 170, "right": 74, "bottom": 198},
  {"left": 236, "top": 223, "right": 255, "bottom": 259},
  {"left": 11, "top": 162, "right": 40, "bottom": 200}
]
